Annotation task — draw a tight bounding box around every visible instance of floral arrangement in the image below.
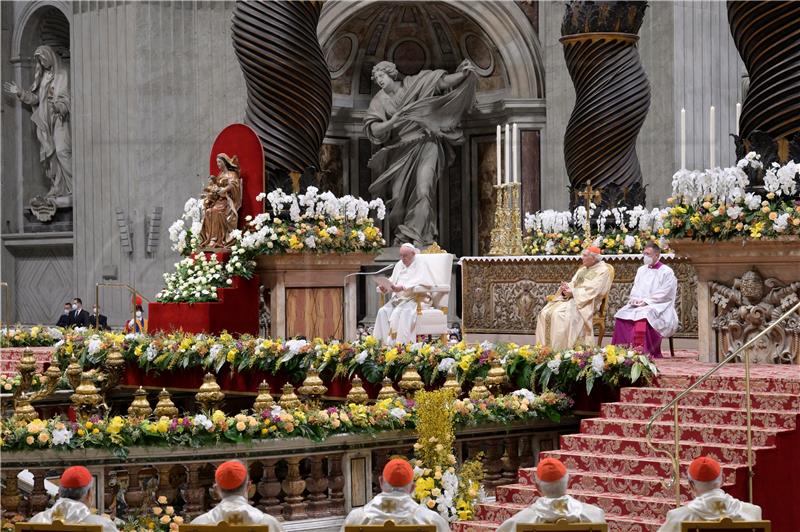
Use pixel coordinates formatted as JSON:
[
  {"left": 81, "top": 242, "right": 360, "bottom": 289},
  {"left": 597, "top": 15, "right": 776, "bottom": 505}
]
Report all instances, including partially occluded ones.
[
  {"left": 0, "top": 373, "right": 43, "bottom": 394},
  {"left": 523, "top": 205, "right": 668, "bottom": 255},
  {"left": 167, "top": 198, "right": 204, "bottom": 256},
  {"left": 664, "top": 153, "right": 800, "bottom": 240},
  {"left": 122, "top": 495, "right": 184, "bottom": 532},
  {"left": 46, "top": 330, "right": 657, "bottom": 400},
  {"left": 0, "top": 391, "right": 570, "bottom": 456},
  {"left": 1, "top": 326, "right": 62, "bottom": 348},
  {"left": 155, "top": 253, "right": 245, "bottom": 303}
]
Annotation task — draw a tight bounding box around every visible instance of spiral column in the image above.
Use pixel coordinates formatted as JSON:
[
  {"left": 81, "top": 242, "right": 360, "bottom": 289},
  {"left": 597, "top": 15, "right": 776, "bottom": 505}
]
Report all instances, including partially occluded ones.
[
  {"left": 728, "top": 1, "right": 800, "bottom": 164},
  {"left": 232, "top": 0, "right": 332, "bottom": 175},
  {"left": 561, "top": 1, "right": 650, "bottom": 210}
]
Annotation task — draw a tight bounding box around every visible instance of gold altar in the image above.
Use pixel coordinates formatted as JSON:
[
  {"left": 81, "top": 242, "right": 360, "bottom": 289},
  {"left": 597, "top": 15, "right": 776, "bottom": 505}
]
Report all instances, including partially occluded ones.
[{"left": 460, "top": 254, "right": 697, "bottom": 339}]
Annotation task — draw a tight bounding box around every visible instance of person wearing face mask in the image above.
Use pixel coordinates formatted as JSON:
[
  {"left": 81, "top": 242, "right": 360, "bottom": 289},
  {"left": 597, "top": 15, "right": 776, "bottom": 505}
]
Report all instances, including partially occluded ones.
[
  {"left": 611, "top": 242, "right": 678, "bottom": 357},
  {"left": 124, "top": 305, "right": 147, "bottom": 334},
  {"left": 89, "top": 305, "right": 109, "bottom": 330},
  {"left": 70, "top": 298, "right": 91, "bottom": 327},
  {"left": 56, "top": 302, "right": 73, "bottom": 327}
]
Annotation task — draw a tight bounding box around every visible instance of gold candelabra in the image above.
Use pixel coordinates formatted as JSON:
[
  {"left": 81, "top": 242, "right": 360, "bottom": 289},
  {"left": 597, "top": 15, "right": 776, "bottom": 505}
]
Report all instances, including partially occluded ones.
[{"left": 488, "top": 182, "right": 525, "bottom": 256}]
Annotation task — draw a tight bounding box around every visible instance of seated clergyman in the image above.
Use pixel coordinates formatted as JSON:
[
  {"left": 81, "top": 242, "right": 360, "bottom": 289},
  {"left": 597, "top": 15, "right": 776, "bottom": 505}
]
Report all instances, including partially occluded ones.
[
  {"left": 192, "top": 460, "right": 283, "bottom": 530},
  {"left": 611, "top": 242, "right": 678, "bottom": 357},
  {"left": 496, "top": 457, "right": 605, "bottom": 532},
  {"left": 658, "top": 456, "right": 762, "bottom": 532},
  {"left": 374, "top": 243, "right": 436, "bottom": 345},
  {"left": 341, "top": 458, "right": 450, "bottom": 532},
  {"left": 534, "top": 246, "right": 613, "bottom": 350},
  {"left": 29, "top": 466, "right": 118, "bottom": 532}
]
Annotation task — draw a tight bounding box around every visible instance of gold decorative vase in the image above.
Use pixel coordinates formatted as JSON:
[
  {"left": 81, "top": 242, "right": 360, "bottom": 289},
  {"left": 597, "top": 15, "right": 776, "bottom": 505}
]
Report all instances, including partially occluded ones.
[
  {"left": 441, "top": 368, "right": 462, "bottom": 396},
  {"left": 398, "top": 366, "right": 424, "bottom": 395},
  {"left": 469, "top": 377, "right": 491, "bottom": 400},
  {"left": 376, "top": 377, "right": 397, "bottom": 401},
  {"left": 70, "top": 372, "right": 104, "bottom": 419},
  {"left": 127, "top": 386, "right": 152, "bottom": 419},
  {"left": 279, "top": 383, "right": 301, "bottom": 410},
  {"left": 253, "top": 380, "right": 275, "bottom": 413},
  {"left": 298, "top": 367, "right": 327, "bottom": 405},
  {"left": 196, "top": 373, "right": 225, "bottom": 412},
  {"left": 485, "top": 359, "right": 508, "bottom": 393},
  {"left": 346, "top": 377, "right": 369, "bottom": 404},
  {"left": 153, "top": 388, "right": 179, "bottom": 418}
]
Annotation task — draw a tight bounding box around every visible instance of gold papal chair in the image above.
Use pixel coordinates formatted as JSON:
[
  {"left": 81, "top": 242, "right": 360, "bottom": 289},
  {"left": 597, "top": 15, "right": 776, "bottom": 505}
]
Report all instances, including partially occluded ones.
[
  {"left": 344, "top": 521, "right": 436, "bottom": 532},
  {"left": 593, "top": 264, "right": 615, "bottom": 344},
  {"left": 516, "top": 520, "right": 608, "bottom": 532},
  {"left": 15, "top": 521, "right": 102, "bottom": 532},
  {"left": 680, "top": 517, "right": 771, "bottom": 532},
  {"left": 178, "top": 522, "right": 270, "bottom": 532}
]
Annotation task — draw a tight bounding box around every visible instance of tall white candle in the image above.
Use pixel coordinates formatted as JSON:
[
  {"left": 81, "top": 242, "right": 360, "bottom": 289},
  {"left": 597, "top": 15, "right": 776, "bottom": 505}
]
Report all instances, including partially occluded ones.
[
  {"left": 512, "top": 123, "right": 519, "bottom": 184},
  {"left": 735, "top": 102, "right": 741, "bottom": 136},
  {"left": 680, "top": 108, "right": 686, "bottom": 169},
  {"left": 496, "top": 125, "right": 502, "bottom": 186},
  {"left": 505, "top": 124, "right": 511, "bottom": 185},
  {"left": 709, "top": 106, "right": 715, "bottom": 168}
]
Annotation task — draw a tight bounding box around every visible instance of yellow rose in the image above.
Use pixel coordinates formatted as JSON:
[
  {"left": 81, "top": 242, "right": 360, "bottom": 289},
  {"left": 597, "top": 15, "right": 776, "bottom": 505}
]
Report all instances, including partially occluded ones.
[
  {"left": 158, "top": 496, "right": 168, "bottom": 505},
  {"left": 25, "top": 436, "right": 34, "bottom": 445},
  {"left": 38, "top": 432, "right": 49, "bottom": 443},
  {"left": 236, "top": 421, "right": 246, "bottom": 431},
  {"left": 384, "top": 348, "right": 398, "bottom": 363},
  {"left": 156, "top": 418, "right": 169, "bottom": 434},
  {"left": 152, "top": 507, "right": 163, "bottom": 516},
  {"left": 159, "top": 515, "right": 170, "bottom": 525},
  {"left": 172, "top": 516, "right": 184, "bottom": 525},
  {"left": 165, "top": 506, "right": 174, "bottom": 516}
]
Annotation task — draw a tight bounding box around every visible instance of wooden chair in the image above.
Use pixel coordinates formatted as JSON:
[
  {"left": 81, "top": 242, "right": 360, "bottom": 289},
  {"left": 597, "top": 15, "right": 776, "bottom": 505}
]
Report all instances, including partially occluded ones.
[
  {"left": 15, "top": 521, "right": 102, "bottom": 532},
  {"left": 344, "top": 520, "right": 437, "bottom": 532},
  {"left": 516, "top": 520, "right": 608, "bottom": 532},
  {"left": 680, "top": 517, "right": 771, "bottom": 532},
  {"left": 179, "top": 521, "right": 271, "bottom": 532},
  {"left": 593, "top": 264, "right": 615, "bottom": 345}
]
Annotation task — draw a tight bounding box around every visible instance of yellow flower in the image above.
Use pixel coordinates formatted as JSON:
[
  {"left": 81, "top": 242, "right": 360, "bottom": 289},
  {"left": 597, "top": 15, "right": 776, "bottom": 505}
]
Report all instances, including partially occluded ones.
[
  {"left": 288, "top": 235, "right": 303, "bottom": 250},
  {"left": 155, "top": 417, "right": 170, "bottom": 434},
  {"left": 385, "top": 348, "right": 398, "bottom": 363},
  {"left": 172, "top": 516, "right": 184, "bottom": 525},
  {"left": 25, "top": 435, "right": 34, "bottom": 445},
  {"left": 92, "top": 428, "right": 100, "bottom": 435},
  {"left": 152, "top": 507, "right": 163, "bottom": 516},
  {"left": 107, "top": 416, "right": 124, "bottom": 435},
  {"left": 159, "top": 515, "right": 170, "bottom": 525},
  {"left": 157, "top": 496, "right": 168, "bottom": 505},
  {"left": 85, "top": 421, "right": 94, "bottom": 429},
  {"left": 134, "top": 345, "right": 143, "bottom": 357},
  {"left": 37, "top": 432, "right": 49, "bottom": 444},
  {"left": 165, "top": 506, "right": 174, "bottom": 516},
  {"left": 236, "top": 421, "right": 246, "bottom": 431},
  {"left": 226, "top": 348, "right": 238, "bottom": 363},
  {"left": 77, "top": 429, "right": 85, "bottom": 436},
  {"left": 212, "top": 410, "right": 226, "bottom": 424}
]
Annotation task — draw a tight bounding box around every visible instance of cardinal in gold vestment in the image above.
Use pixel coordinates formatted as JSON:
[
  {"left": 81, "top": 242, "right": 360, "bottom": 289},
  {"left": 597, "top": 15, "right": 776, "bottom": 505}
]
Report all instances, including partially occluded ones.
[{"left": 535, "top": 246, "right": 613, "bottom": 350}]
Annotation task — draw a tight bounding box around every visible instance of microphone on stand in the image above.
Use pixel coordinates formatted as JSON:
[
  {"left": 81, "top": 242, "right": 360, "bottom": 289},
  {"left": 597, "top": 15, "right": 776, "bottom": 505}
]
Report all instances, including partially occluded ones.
[{"left": 341, "top": 263, "right": 395, "bottom": 341}]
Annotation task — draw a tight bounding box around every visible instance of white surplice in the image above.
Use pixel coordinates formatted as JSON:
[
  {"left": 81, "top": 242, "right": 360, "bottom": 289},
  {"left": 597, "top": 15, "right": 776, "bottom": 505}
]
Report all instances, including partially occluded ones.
[
  {"left": 657, "top": 489, "right": 762, "bottom": 532},
  {"left": 374, "top": 258, "right": 435, "bottom": 345},
  {"left": 29, "top": 498, "right": 118, "bottom": 532},
  {"left": 341, "top": 492, "right": 450, "bottom": 532},
  {"left": 191, "top": 495, "right": 283, "bottom": 531},
  {"left": 614, "top": 262, "right": 678, "bottom": 337},
  {"left": 495, "top": 495, "right": 606, "bottom": 532}
]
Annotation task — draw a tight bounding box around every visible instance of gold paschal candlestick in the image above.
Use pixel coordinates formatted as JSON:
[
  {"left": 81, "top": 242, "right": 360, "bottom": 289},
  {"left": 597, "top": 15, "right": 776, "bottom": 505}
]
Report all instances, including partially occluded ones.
[
  {"left": 508, "top": 182, "right": 525, "bottom": 256},
  {"left": 488, "top": 184, "right": 511, "bottom": 256}
]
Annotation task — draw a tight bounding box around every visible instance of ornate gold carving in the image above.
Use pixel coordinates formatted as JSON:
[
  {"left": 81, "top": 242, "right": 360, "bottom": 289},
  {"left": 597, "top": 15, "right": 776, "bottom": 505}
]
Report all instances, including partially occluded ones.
[
  {"left": 70, "top": 372, "right": 104, "bottom": 419},
  {"left": 711, "top": 267, "right": 800, "bottom": 364},
  {"left": 65, "top": 355, "right": 83, "bottom": 391},
  {"left": 398, "top": 366, "right": 423, "bottom": 395},
  {"left": 421, "top": 242, "right": 446, "bottom": 254},
  {"left": 488, "top": 184, "right": 525, "bottom": 256},
  {"left": 127, "top": 386, "right": 152, "bottom": 419},
  {"left": 13, "top": 394, "right": 38, "bottom": 422},
  {"left": 253, "top": 380, "right": 274, "bottom": 413},
  {"left": 346, "top": 377, "right": 369, "bottom": 404},
  {"left": 485, "top": 358, "right": 508, "bottom": 392},
  {"left": 376, "top": 377, "right": 397, "bottom": 401},
  {"left": 279, "top": 383, "right": 301, "bottom": 410},
  {"left": 469, "top": 377, "right": 490, "bottom": 400},
  {"left": 298, "top": 367, "right": 327, "bottom": 405},
  {"left": 196, "top": 373, "right": 225, "bottom": 412},
  {"left": 153, "top": 388, "right": 179, "bottom": 418},
  {"left": 441, "top": 368, "right": 461, "bottom": 396}
]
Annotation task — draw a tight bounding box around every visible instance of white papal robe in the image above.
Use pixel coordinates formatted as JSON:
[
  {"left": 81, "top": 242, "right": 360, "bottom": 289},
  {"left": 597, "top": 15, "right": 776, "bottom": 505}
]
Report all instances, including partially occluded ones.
[
  {"left": 374, "top": 258, "right": 435, "bottom": 345},
  {"left": 614, "top": 262, "right": 678, "bottom": 337},
  {"left": 29, "top": 498, "right": 118, "bottom": 532},
  {"left": 191, "top": 495, "right": 283, "bottom": 530},
  {"left": 657, "top": 489, "right": 762, "bottom": 532},
  {"left": 341, "top": 492, "right": 450, "bottom": 532},
  {"left": 534, "top": 261, "right": 613, "bottom": 350},
  {"left": 495, "top": 495, "right": 606, "bottom": 532}
]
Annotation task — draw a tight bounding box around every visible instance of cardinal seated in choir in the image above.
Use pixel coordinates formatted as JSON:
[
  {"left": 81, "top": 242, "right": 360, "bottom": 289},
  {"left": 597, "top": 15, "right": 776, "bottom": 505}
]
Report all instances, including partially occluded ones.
[
  {"left": 611, "top": 242, "right": 678, "bottom": 357},
  {"left": 534, "top": 246, "right": 613, "bottom": 350},
  {"left": 658, "top": 457, "right": 762, "bottom": 532},
  {"left": 29, "top": 466, "right": 118, "bottom": 532},
  {"left": 191, "top": 461, "right": 283, "bottom": 530},
  {"left": 496, "top": 458, "right": 605, "bottom": 532},
  {"left": 374, "top": 243, "right": 436, "bottom": 345},
  {"left": 341, "top": 458, "right": 450, "bottom": 532}
]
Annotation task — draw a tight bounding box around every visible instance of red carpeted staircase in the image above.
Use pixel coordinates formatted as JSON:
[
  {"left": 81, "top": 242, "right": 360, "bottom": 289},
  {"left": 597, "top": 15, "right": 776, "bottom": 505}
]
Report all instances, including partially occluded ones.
[{"left": 455, "top": 359, "right": 800, "bottom": 532}]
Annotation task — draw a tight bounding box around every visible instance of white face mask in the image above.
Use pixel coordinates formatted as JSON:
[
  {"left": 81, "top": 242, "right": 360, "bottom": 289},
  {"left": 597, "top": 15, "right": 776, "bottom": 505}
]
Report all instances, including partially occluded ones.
[
  {"left": 71, "top": 304, "right": 78, "bottom": 310},
  {"left": 135, "top": 311, "right": 143, "bottom": 319},
  {"left": 643, "top": 255, "right": 654, "bottom": 266},
  {"left": 64, "top": 309, "right": 70, "bottom": 314}
]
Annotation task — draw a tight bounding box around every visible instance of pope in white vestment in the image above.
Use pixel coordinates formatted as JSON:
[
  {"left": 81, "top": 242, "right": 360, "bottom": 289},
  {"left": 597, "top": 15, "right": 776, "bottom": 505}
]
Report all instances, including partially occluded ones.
[
  {"left": 192, "top": 461, "right": 283, "bottom": 531},
  {"left": 496, "top": 458, "right": 605, "bottom": 532},
  {"left": 342, "top": 459, "right": 450, "bottom": 532},
  {"left": 612, "top": 243, "right": 678, "bottom": 357},
  {"left": 29, "top": 466, "right": 118, "bottom": 532},
  {"left": 374, "top": 244, "right": 436, "bottom": 345},
  {"left": 658, "top": 457, "right": 762, "bottom": 532},
  {"left": 535, "top": 247, "right": 613, "bottom": 350}
]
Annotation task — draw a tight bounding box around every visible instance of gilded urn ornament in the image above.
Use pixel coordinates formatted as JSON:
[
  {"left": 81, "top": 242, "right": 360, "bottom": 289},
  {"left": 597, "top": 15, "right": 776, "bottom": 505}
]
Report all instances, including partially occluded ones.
[
  {"left": 469, "top": 377, "right": 491, "bottom": 400},
  {"left": 398, "top": 366, "right": 424, "bottom": 395},
  {"left": 153, "top": 388, "right": 179, "bottom": 418},
  {"left": 376, "top": 377, "right": 397, "bottom": 401},
  {"left": 298, "top": 367, "right": 327, "bottom": 404},
  {"left": 441, "top": 368, "right": 461, "bottom": 396},
  {"left": 14, "top": 393, "right": 38, "bottom": 422},
  {"left": 66, "top": 355, "right": 83, "bottom": 390},
  {"left": 104, "top": 350, "right": 126, "bottom": 388},
  {"left": 279, "top": 383, "right": 301, "bottom": 410},
  {"left": 485, "top": 359, "right": 508, "bottom": 392},
  {"left": 196, "top": 373, "right": 225, "bottom": 412},
  {"left": 346, "top": 377, "right": 369, "bottom": 404},
  {"left": 253, "top": 380, "right": 274, "bottom": 413},
  {"left": 127, "top": 386, "right": 152, "bottom": 419},
  {"left": 70, "top": 372, "right": 104, "bottom": 418},
  {"left": 17, "top": 349, "right": 37, "bottom": 392}
]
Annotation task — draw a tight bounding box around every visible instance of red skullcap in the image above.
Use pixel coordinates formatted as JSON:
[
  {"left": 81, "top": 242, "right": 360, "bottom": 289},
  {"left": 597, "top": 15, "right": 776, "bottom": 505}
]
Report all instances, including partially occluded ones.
[
  {"left": 585, "top": 246, "right": 602, "bottom": 255},
  {"left": 216, "top": 461, "right": 248, "bottom": 490},
  {"left": 61, "top": 466, "right": 92, "bottom": 489},
  {"left": 133, "top": 295, "right": 143, "bottom": 306},
  {"left": 383, "top": 459, "right": 414, "bottom": 487},
  {"left": 689, "top": 456, "right": 721, "bottom": 482},
  {"left": 536, "top": 458, "right": 567, "bottom": 482}
]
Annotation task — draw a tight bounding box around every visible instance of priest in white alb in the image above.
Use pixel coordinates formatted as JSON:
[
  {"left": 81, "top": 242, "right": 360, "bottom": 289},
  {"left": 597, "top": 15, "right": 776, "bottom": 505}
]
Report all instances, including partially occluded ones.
[
  {"left": 496, "top": 458, "right": 605, "bottom": 532},
  {"left": 611, "top": 242, "right": 678, "bottom": 357},
  {"left": 535, "top": 246, "right": 614, "bottom": 350},
  {"left": 373, "top": 243, "right": 435, "bottom": 345}
]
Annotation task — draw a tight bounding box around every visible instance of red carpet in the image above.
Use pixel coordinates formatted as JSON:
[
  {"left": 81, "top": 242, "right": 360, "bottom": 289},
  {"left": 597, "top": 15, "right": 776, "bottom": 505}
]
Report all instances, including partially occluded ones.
[{"left": 455, "top": 356, "right": 800, "bottom": 532}]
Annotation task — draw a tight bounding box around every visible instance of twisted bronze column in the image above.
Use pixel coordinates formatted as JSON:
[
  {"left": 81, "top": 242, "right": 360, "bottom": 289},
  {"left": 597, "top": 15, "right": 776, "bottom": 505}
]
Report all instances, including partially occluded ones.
[
  {"left": 728, "top": 1, "right": 800, "bottom": 165},
  {"left": 232, "top": 1, "right": 332, "bottom": 176},
  {"left": 561, "top": 1, "right": 650, "bottom": 210}
]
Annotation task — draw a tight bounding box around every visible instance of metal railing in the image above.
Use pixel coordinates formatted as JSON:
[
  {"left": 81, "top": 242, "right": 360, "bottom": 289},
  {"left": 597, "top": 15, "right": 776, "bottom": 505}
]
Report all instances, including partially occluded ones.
[{"left": 645, "top": 298, "right": 800, "bottom": 506}]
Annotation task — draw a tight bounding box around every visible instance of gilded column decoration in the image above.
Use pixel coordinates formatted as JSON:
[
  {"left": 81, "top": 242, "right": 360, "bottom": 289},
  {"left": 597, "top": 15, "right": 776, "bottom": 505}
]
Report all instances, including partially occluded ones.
[
  {"left": 561, "top": 1, "right": 650, "bottom": 209},
  {"left": 729, "top": 1, "right": 800, "bottom": 167},
  {"left": 231, "top": 1, "right": 331, "bottom": 178}
]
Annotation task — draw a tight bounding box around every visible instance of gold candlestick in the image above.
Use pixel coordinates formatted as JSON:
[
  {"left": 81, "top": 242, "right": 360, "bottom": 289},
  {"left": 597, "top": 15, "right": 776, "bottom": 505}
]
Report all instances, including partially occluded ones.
[
  {"left": 508, "top": 182, "right": 525, "bottom": 256},
  {"left": 488, "top": 184, "right": 510, "bottom": 256}
]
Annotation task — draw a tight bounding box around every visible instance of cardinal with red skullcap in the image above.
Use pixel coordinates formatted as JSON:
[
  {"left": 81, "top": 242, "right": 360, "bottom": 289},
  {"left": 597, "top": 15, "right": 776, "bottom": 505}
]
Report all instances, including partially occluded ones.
[
  {"left": 657, "top": 456, "right": 762, "bottom": 532},
  {"left": 191, "top": 461, "right": 283, "bottom": 530},
  {"left": 341, "top": 458, "right": 450, "bottom": 532},
  {"left": 535, "top": 245, "right": 614, "bottom": 349},
  {"left": 496, "top": 458, "right": 605, "bottom": 532},
  {"left": 29, "top": 466, "right": 118, "bottom": 532}
]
